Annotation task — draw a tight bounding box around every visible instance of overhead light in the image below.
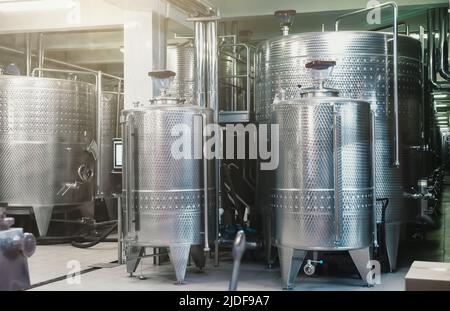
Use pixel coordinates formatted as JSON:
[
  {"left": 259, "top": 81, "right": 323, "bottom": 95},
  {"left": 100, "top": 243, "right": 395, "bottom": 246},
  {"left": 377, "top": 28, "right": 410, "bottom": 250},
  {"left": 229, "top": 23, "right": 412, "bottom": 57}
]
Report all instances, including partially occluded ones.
[{"left": 0, "top": 0, "right": 76, "bottom": 12}]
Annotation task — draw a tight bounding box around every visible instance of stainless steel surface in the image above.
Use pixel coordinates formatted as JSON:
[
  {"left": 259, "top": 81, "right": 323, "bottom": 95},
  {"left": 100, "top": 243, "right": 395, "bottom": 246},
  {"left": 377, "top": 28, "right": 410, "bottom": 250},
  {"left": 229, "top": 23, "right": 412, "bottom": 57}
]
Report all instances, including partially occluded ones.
[
  {"left": 256, "top": 31, "right": 422, "bottom": 226},
  {"left": 167, "top": 43, "right": 196, "bottom": 104},
  {"left": 121, "top": 95, "right": 216, "bottom": 282},
  {"left": 272, "top": 97, "right": 373, "bottom": 251},
  {"left": 335, "top": 1, "right": 399, "bottom": 167},
  {"left": 0, "top": 75, "right": 96, "bottom": 236}
]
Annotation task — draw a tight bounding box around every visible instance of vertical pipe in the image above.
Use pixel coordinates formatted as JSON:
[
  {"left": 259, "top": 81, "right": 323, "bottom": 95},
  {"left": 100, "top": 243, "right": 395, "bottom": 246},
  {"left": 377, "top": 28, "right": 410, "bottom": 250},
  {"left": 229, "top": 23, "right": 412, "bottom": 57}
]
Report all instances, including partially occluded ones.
[
  {"left": 25, "top": 34, "right": 31, "bottom": 77},
  {"left": 116, "top": 80, "right": 122, "bottom": 137},
  {"left": 206, "top": 20, "right": 221, "bottom": 267},
  {"left": 333, "top": 106, "right": 341, "bottom": 245},
  {"left": 38, "top": 33, "right": 45, "bottom": 78},
  {"left": 206, "top": 20, "right": 219, "bottom": 111},
  {"left": 392, "top": 5, "right": 400, "bottom": 167},
  {"left": 202, "top": 112, "right": 210, "bottom": 252},
  {"left": 96, "top": 71, "right": 103, "bottom": 199},
  {"left": 195, "top": 21, "right": 207, "bottom": 107},
  {"left": 231, "top": 22, "right": 239, "bottom": 111},
  {"left": 371, "top": 110, "right": 378, "bottom": 248},
  {"left": 117, "top": 195, "right": 123, "bottom": 264}
]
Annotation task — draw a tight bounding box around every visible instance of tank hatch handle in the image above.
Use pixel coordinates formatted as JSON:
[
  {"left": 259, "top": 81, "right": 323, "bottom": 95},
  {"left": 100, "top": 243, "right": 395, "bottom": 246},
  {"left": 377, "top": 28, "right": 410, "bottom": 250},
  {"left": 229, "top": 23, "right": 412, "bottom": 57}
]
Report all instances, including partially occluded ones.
[{"left": 274, "top": 10, "right": 296, "bottom": 36}]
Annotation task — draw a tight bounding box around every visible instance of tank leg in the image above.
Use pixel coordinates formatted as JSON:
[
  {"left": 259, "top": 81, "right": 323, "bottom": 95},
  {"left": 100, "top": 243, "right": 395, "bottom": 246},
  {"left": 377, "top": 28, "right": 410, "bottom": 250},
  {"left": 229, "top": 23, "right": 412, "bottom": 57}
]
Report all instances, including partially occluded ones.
[
  {"left": 190, "top": 245, "right": 206, "bottom": 270},
  {"left": 277, "top": 246, "right": 306, "bottom": 290},
  {"left": 32, "top": 206, "right": 53, "bottom": 237},
  {"left": 385, "top": 223, "right": 401, "bottom": 272},
  {"left": 349, "top": 247, "right": 372, "bottom": 286},
  {"left": 126, "top": 246, "right": 144, "bottom": 275},
  {"left": 169, "top": 244, "right": 191, "bottom": 284}
]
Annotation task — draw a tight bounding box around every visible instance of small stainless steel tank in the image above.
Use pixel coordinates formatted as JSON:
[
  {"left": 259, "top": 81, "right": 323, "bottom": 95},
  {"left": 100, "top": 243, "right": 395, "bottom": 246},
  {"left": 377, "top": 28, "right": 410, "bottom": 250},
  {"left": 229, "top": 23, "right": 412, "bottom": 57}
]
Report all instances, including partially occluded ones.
[
  {"left": 167, "top": 43, "right": 195, "bottom": 104},
  {"left": 0, "top": 75, "right": 96, "bottom": 236},
  {"left": 121, "top": 71, "right": 215, "bottom": 284},
  {"left": 272, "top": 61, "right": 374, "bottom": 289}
]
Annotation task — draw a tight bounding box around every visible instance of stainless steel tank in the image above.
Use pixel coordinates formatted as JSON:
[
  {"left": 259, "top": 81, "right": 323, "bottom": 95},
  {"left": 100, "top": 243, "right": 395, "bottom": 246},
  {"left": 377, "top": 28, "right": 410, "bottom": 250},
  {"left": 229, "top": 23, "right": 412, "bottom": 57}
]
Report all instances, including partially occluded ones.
[
  {"left": 0, "top": 76, "right": 96, "bottom": 237},
  {"left": 121, "top": 72, "right": 215, "bottom": 284},
  {"left": 272, "top": 61, "right": 373, "bottom": 289},
  {"left": 256, "top": 31, "right": 422, "bottom": 271},
  {"left": 167, "top": 43, "right": 195, "bottom": 105}
]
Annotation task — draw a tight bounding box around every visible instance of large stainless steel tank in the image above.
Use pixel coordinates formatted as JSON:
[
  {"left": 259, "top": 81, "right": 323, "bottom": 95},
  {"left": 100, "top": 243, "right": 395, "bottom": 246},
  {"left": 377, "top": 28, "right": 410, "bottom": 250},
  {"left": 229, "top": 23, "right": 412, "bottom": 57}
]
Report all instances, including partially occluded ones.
[
  {"left": 272, "top": 61, "right": 373, "bottom": 289},
  {"left": 167, "top": 43, "right": 195, "bottom": 105},
  {"left": 0, "top": 76, "right": 96, "bottom": 236},
  {"left": 121, "top": 73, "right": 215, "bottom": 283},
  {"left": 256, "top": 31, "right": 422, "bottom": 271}
]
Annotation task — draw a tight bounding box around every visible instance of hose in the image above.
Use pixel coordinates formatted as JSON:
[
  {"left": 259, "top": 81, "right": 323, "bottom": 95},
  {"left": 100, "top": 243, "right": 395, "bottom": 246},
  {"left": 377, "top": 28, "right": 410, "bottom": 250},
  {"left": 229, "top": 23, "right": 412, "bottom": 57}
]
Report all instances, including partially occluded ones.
[{"left": 70, "top": 223, "right": 118, "bottom": 249}]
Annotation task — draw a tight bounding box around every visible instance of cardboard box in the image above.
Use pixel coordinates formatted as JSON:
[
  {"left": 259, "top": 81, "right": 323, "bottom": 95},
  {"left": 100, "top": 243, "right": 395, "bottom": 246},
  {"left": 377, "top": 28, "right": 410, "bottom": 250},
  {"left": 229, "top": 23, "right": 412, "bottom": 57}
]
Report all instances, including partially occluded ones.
[{"left": 405, "top": 261, "right": 450, "bottom": 291}]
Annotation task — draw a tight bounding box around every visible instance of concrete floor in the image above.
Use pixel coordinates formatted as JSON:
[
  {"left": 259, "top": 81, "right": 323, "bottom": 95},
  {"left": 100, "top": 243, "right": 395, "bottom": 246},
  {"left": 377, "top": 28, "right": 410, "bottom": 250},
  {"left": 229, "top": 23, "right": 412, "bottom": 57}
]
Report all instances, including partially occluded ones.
[{"left": 27, "top": 178, "right": 450, "bottom": 291}]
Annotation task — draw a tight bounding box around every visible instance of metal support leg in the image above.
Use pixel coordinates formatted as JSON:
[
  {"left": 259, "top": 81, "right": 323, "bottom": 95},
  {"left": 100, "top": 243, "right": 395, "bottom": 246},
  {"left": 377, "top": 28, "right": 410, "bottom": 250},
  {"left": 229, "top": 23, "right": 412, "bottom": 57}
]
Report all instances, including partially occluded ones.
[
  {"left": 385, "top": 223, "right": 402, "bottom": 272},
  {"left": 349, "top": 247, "right": 373, "bottom": 287},
  {"left": 169, "top": 244, "right": 191, "bottom": 284},
  {"left": 32, "top": 206, "right": 54, "bottom": 237},
  {"left": 126, "top": 246, "right": 144, "bottom": 275},
  {"left": 190, "top": 244, "right": 206, "bottom": 270},
  {"left": 277, "top": 246, "right": 307, "bottom": 290}
]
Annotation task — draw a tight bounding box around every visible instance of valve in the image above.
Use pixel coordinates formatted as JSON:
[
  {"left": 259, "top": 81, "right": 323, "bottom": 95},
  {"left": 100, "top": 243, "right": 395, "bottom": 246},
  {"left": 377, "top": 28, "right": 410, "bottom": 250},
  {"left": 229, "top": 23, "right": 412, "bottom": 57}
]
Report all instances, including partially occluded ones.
[
  {"left": 303, "top": 259, "right": 323, "bottom": 276},
  {"left": 274, "top": 10, "right": 296, "bottom": 36}
]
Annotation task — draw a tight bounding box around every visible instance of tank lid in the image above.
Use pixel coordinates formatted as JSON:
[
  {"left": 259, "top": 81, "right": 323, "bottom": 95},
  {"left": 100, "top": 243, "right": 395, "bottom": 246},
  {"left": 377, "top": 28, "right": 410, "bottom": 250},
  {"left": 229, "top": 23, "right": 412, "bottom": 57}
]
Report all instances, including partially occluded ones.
[
  {"left": 148, "top": 70, "right": 186, "bottom": 105},
  {"left": 300, "top": 60, "right": 340, "bottom": 98}
]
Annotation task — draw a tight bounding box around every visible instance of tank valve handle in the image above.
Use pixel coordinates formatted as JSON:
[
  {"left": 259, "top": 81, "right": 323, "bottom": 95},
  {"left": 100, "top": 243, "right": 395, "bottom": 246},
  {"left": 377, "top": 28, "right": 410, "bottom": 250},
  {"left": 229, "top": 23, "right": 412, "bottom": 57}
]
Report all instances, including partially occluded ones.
[
  {"left": 274, "top": 10, "right": 296, "bottom": 36},
  {"left": 229, "top": 230, "right": 246, "bottom": 291}
]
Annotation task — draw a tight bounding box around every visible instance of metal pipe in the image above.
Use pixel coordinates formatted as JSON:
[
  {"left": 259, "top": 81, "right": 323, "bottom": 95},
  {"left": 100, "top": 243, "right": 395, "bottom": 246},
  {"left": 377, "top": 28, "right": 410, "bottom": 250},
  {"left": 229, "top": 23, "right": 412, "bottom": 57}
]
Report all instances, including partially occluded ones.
[
  {"left": 116, "top": 194, "right": 123, "bottom": 264},
  {"left": 37, "top": 33, "right": 45, "bottom": 78},
  {"left": 371, "top": 110, "right": 378, "bottom": 248},
  {"left": 439, "top": 7, "right": 450, "bottom": 80},
  {"left": 206, "top": 20, "right": 219, "bottom": 111},
  {"left": 194, "top": 21, "right": 206, "bottom": 107},
  {"left": 96, "top": 71, "right": 103, "bottom": 199},
  {"left": 206, "top": 19, "right": 221, "bottom": 267},
  {"left": 25, "top": 34, "right": 31, "bottom": 77},
  {"left": 333, "top": 106, "right": 341, "bottom": 245},
  {"left": 116, "top": 80, "right": 122, "bottom": 137},
  {"left": 0, "top": 44, "right": 123, "bottom": 81},
  {"left": 370, "top": 21, "right": 409, "bottom": 35},
  {"left": 167, "top": 0, "right": 216, "bottom": 17},
  {"left": 335, "top": 1, "right": 400, "bottom": 167},
  {"left": 428, "top": 9, "right": 450, "bottom": 89},
  {"left": 202, "top": 112, "right": 210, "bottom": 252},
  {"left": 125, "top": 113, "right": 135, "bottom": 236}
]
